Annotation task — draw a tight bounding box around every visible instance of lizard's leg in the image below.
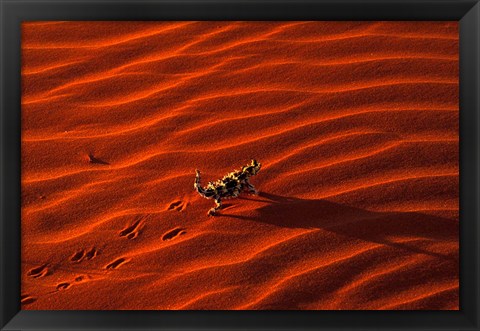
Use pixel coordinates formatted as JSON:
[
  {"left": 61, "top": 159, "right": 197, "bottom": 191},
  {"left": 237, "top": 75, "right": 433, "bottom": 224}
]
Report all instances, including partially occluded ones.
[
  {"left": 208, "top": 197, "right": 222, "bottom": 216},
  {"left": 245, "top": 178, "right": 258, "bottom": 195}
]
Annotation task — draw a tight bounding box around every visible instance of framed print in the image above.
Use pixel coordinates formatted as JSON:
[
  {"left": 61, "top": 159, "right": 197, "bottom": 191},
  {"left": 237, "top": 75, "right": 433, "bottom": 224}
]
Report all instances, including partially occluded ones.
[{"left": 1, "top": 0, "right": 479, "bottom": 330}]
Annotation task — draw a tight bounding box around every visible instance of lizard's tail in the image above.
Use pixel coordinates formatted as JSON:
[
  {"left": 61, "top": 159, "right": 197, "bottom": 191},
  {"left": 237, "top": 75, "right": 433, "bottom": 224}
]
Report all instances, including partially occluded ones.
[{"left": 194, "top": 169, "right": 206, "bottom": 197}]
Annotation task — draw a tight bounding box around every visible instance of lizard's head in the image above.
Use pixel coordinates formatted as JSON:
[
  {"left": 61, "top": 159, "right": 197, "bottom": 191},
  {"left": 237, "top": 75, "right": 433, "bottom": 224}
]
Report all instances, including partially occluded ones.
[{"left": 242, "top": 159, "right": 261, "bottom": 176}]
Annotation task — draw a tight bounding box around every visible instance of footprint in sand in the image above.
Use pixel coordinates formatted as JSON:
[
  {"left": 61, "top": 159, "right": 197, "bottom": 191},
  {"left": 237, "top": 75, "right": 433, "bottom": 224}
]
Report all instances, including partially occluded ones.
[
  {"left": 21, "top": 294, "right": 37, "bottom": 305},
  {"left": 70, "top": 250, "right": 85, "bottom": 263},
  {"left": 75, "top": 275, "right": 85, "bottom": 282},
  {"left": 74, "top": 275, "right": 92, "bottom": 282},
  {"left": 168, "top": 200, "right": 186, "bottom": 212},
  {"left": 85, "top": 248, "right": 99, "bottom": 260},
  {"left": 70, "top": 248, "right": 98, "bottom": 263},
  {"left": 27, "top": 265, "right": 49, "bottom": 278},
  {"left": 162, "top": 228, "right": 186, "bottom": 241},
  {"left": 56, "top": 274, "right": 92, "bottom": 291},
  {"left": 105, "top": 258, "right": 129, "bottom": 270},
  {"left": 56, "top": 282, "right": 71, "bottom": 291},
  {"left": 119, "top": 219, "right": 144, "bottom": 240}
]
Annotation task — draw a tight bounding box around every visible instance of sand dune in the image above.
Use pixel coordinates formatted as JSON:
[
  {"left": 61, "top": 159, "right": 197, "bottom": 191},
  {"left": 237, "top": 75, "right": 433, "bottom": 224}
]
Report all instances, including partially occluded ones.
[{"left": 21, "top": 21, "right": 458, "bottom": 310}]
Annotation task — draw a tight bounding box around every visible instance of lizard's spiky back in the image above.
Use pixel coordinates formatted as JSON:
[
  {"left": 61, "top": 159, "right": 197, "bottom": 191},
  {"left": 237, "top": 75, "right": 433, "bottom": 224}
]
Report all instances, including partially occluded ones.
[{"left": 194, "top": 160, "right": 262, "bottom": 211}]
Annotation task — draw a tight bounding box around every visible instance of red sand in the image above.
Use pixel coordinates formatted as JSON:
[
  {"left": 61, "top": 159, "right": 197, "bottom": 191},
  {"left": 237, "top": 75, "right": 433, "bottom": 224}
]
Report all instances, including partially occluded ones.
[{"left": 21, "top": 21, "right": 459, "bottom": 310}]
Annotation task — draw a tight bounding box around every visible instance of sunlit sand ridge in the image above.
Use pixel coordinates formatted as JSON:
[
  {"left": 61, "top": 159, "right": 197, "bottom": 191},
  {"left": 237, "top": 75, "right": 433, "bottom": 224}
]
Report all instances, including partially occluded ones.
[{"left": 21, "top": 21, "right": 459, "bottom": 310}]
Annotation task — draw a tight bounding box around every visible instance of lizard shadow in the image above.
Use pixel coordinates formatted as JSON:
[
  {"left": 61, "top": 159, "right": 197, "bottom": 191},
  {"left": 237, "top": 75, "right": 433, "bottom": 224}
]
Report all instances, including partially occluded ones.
[{"left": 222, "top": 192, "right": 458, "bottom": 261}]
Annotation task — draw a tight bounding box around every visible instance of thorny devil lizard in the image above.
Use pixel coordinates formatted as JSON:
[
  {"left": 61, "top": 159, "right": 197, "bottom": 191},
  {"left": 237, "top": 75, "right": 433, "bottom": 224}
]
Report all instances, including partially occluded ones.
[{"left": 194, "top": 159, "right": 262, "bottom": 216}]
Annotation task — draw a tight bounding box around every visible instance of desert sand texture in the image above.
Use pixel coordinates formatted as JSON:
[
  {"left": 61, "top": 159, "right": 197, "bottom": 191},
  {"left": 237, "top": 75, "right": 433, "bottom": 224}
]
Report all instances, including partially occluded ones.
[{"left": 21, "top": 21, "right": 459, "bottom": 310}]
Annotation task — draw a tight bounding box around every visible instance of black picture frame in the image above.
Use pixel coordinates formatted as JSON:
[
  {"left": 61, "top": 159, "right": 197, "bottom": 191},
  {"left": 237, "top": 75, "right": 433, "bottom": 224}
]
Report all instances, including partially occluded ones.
[{"left": 1, "top": 0, "right": 478, "bottom": 330}]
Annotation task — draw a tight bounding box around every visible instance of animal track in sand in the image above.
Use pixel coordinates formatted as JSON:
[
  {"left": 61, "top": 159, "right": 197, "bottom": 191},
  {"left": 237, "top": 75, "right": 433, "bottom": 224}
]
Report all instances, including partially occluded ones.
[
  {"left": 119, "top": 219, "right": 144, "bottom": 240},
  {"left": 70, "top": 250, "right": 85, "bottom": 262},
  {"left": 74, "top": 275, "right": 89, "bottom": 282},
  {"left": 27, "top": 264, "right": 49, "bottom": 278},
  {"left": 85, "top": 248, "right": 99, "bottom": 260},
  {"left": 21, "top": 294, "right": 37, "bottom": 305},
  {"left": 105, "top": 258, "right": 129, "bottom": 270},
  {"left": 168, "top": 200, "right": 186, "bottom": 212},
  {"left": 162, "top": 228, "right": 186, "bottom": 241},
  {"left": 56, "top": 282, "right": 71, "bottom": 291},
  {"left": 70, "top": 248, "right": 98, "bottom": 263}
]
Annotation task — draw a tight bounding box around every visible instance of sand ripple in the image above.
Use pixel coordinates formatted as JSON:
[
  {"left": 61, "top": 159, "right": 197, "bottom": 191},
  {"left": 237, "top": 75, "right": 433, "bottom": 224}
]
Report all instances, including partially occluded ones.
[{"left": 21, "top": 21, "right": 458, "bottom": 310}]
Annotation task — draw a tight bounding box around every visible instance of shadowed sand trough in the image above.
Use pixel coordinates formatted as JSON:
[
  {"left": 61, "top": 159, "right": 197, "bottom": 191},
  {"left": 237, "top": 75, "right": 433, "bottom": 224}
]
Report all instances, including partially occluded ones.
[{"left": 21, "top": 21, "right": 459, "bottom": 310}]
